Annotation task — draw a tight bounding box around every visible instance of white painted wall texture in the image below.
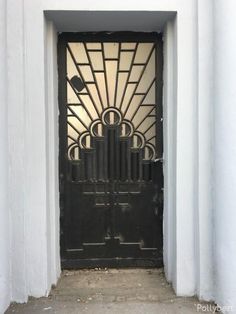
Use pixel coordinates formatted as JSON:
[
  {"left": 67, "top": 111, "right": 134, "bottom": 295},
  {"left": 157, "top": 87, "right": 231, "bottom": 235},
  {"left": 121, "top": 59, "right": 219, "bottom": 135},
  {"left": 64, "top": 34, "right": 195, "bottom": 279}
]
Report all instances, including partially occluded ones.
[
  {"left": 7, "top": 0, "right": 27, "bottom": 303},
  {"left": 0, "top": 0, "right": 10, "bottom": 313},
  {"left": 0, "top": 0, "right": 236, "bottom": 313},
  {"left": 213, "top": 1, "right": 236, "bottom": 312}
]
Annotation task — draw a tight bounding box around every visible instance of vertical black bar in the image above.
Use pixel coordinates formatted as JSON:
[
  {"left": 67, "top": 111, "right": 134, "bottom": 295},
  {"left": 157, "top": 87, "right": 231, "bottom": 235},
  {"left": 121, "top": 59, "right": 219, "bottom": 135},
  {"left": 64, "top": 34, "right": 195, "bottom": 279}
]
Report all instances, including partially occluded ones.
[
  {"left": 107, "top": 128, "right": 116, "bottom": 180},
  {"left": 94, "top": 138, "right": 105, "bottom": 181},
  {"left": 142, "top": 161, "right": 152, "bottom": 181},
  {"left": 131, "top": 150, "right": 140, "bottom": 181},
  {"left": 127, "top": 138, "right": 131, "bottom": 181},
  {"left": 107, "top": 126, "right": 120, "bottom": 239},
  {"left": 115, "top": 127, "right": 120, "bottom": 181},
  {"left": 119, "top": 140, "right": 128, "bottom": 181},
  {"left": 82, "top": 150, "right": 95, "bottom": 181},
  {"left": 155, "top": 37, "right": 163, "bottom": 159},
  {"left": 108, "top": 181, "right": 115, "bottom": 239},
  {"left": 71, "top": 162, "right": 77, "bottom": 181}
]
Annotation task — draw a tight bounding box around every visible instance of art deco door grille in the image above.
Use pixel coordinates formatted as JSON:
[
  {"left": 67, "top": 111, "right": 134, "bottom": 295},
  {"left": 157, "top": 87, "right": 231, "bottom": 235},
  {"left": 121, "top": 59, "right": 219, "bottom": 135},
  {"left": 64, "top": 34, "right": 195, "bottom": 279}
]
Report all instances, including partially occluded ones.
[{"left": 58, "top": 32, "right": 163, "bottom": 268}]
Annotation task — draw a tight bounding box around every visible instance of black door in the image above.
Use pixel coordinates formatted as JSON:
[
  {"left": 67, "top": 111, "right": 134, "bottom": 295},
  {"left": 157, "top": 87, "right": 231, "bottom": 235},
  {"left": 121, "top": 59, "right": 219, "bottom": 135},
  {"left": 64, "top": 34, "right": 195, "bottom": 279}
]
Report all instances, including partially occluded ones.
[{"left": 58, "top": 32, "right": 163, "bottom": 269}]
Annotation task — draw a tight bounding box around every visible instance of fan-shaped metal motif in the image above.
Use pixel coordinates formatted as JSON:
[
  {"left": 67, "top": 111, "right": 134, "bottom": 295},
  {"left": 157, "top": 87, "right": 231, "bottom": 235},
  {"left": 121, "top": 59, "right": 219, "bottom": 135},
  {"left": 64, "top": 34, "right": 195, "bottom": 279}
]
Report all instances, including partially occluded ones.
[{"left": 66, "top": 41, "right": 157, "bottom": 165}]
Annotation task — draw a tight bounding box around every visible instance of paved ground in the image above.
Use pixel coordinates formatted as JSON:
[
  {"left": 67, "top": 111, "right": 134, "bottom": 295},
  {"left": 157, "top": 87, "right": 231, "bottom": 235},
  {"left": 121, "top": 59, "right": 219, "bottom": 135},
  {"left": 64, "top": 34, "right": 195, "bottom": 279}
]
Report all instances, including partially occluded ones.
[{"left": 6, "top": 268, "right": 216, "bottom": 314}]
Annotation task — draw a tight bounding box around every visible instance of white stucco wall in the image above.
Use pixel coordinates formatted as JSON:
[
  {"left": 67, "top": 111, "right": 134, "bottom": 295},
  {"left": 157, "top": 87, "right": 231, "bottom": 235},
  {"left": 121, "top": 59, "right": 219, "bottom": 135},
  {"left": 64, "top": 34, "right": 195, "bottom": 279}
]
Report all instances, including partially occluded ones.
[
  {"left": 1, "top": 0, "right": 236, "bottom": 313},
  {"left": 196, "top": 0, "right": 214, "bottom": 300},
  {"left": 213, "top": 1, "right": 236, "bottom": 312},
  {"left": 7, "top": 0, "right": 27, "bottom": 303},
  {"left": 0, "top": 0, "right": 10, "bottom": 313}
]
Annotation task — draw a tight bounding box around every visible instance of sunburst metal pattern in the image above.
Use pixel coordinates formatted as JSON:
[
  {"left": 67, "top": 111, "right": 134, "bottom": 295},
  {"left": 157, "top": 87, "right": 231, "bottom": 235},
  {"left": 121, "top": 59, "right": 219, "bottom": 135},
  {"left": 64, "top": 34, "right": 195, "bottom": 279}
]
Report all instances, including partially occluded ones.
[{"left": 66, "top": 41, "right": 157, "bottom": 162}]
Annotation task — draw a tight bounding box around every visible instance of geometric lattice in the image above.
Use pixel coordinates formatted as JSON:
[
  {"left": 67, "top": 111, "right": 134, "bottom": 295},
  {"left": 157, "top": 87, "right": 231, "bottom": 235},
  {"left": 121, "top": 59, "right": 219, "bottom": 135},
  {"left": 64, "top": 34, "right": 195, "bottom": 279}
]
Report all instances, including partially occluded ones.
[{"left": 66, "top": 42, "right": 157, "bottom": 161}]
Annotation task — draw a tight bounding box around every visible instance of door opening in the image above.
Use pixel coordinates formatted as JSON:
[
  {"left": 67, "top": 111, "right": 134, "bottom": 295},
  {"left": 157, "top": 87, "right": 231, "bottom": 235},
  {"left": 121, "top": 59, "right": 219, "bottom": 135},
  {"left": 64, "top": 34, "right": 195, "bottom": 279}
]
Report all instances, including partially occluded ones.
[{"left": 58, "top": 32, "right": 163, "bottom": 269}]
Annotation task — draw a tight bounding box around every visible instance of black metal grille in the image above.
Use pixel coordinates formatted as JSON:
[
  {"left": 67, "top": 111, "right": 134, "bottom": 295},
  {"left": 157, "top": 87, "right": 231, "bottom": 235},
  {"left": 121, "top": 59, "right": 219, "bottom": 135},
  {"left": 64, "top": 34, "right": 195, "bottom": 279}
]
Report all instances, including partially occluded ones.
[
  {"left": 59, "top": 32, "right": 163, "bottom": 269},
  {"left": 66, "top": 40, "right": 159, "bottom": 177}
]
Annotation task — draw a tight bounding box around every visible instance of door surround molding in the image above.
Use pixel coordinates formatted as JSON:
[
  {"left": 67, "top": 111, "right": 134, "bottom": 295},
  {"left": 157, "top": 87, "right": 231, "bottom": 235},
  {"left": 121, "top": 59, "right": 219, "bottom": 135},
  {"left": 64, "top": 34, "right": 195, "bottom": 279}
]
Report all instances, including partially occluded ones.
[{"left": 7, "top": 2, "right": 213, "bottom": 303}]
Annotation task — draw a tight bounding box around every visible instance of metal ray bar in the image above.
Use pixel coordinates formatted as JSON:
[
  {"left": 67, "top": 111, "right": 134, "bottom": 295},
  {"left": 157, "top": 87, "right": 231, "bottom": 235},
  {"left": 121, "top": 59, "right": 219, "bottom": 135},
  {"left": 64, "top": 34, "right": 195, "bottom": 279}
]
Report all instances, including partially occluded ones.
[
  {"left": 67, "top": 44, "right": 100, "bottom": 118},
  {"left": 143, "top": 120, "right": 157, "bottom": 135},
  {"left": 129, "top": 78, "right": 156, "bottom": 122},
  {"left": 67, "top": 120, "right": 82, "bottom": 136},
  {"left": 120, "top": 49, "right": 135, "bottom": 52},
  {"left": 67, "top": 106, "right": 89, "bottom": 131},
  {"left": 101, "top": 42, "right": 110, "bottom": 107},
  {"left": 140, "top": 104, "right": 155, "bottom": 106},
  {"left": 118, "top": 70, "right": 129, "bottom": 73},
  {"left": 83, "top": 81, "right": 97, "bottom": 84},
  {"left": 87, "top": 49, "right": 102, "bottom": 52},
  {"left": 77, "top": 63, "right": 90, "bottom": 66},
  {"left": 146, "top": 135, "right": 156, "bottom": 142},
  {"left": 67, "top": 103, "right": 83, "bottom": 106},
  {"left": 122, "top": 44, "right": 155, "bottom": 118},
  {"left": 66, "top": 77, "right": 93, "bottom": 121},
  {"left": 83, "top": 43, "right": 105, "bottom": 111},
  {"left": 118, "top": 43, "right": 138, "bottom": 110},
  {"left": 114, "top": 42, "right": 121, "bottom": 108},
  {"left": 132, "top": 63, "right": 146, "bottom": 66},
  {"left": 134, "top": 105, "right": 156, "bottom": 131},
  {"left": 68, "top": 135, "right": 78, "bottom": 142}
]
